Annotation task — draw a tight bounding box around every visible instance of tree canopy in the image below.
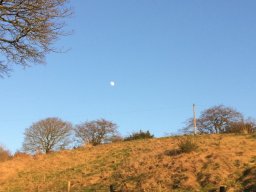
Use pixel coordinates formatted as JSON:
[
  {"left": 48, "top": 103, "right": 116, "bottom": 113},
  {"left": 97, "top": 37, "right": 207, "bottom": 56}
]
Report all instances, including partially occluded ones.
[
  {"left": 23, "top": 117, "right": 72, "bottom": 154},
  {"left": 75, "top": 119, "right": 118, "bottom": 146},
  {"left": 0, "top": 0, "right": 71, "bottom": 76},
  {"left": 184, "top": 105, "right": 244, "bottom": 134}
]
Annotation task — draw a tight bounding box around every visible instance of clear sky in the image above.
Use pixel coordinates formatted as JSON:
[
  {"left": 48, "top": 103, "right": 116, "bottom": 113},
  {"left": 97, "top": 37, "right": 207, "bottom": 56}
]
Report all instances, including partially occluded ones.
[{"left": 1, "top": 0, "right": 256, "bottom": 152}]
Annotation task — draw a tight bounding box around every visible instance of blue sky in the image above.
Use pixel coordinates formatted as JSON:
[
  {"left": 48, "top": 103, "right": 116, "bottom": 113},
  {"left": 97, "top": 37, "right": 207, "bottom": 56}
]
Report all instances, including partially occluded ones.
[{"left": 1, "top": 0, "right": 256, "bottom": 152}]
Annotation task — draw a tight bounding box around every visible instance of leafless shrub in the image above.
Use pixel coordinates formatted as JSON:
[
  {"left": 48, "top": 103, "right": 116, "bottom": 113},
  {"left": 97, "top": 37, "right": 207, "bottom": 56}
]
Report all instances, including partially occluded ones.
[{"left": 0, "top": 145, "right": 12, "bottom": 162}]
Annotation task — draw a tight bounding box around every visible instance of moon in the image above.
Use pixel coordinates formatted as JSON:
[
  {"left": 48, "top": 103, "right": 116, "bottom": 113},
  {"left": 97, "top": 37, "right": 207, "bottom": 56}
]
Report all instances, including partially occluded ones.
[{"left": 110, "top": 81, "right": 115, "bottom": 87}]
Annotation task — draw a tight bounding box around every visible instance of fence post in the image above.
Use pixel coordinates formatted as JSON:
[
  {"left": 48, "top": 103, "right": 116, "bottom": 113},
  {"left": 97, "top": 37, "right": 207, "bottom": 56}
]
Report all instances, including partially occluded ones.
[
  {"left": 67, "top": 181, "right": 71, "bottom": 192},
  {"left": 220, "top": 186, "right": 226, "bottom": 192},
  {"left": 110, "top": 185, "right": 115, "bottom": 192}
]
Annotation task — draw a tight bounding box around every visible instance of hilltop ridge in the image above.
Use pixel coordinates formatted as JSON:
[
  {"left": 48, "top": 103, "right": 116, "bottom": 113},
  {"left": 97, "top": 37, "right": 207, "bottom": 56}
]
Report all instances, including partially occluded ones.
[{"left": 0, "top": 134, "right": 256, "bottom": 192}]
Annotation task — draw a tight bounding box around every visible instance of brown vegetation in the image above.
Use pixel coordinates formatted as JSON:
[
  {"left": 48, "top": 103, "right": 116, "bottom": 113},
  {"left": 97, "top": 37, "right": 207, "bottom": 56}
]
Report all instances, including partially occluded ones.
[
  {"left": 0, "top": 134, "right": 256, "bottom": 191},
  {"left": 0, "top": 146, "right": 11, "bottom": 162}
]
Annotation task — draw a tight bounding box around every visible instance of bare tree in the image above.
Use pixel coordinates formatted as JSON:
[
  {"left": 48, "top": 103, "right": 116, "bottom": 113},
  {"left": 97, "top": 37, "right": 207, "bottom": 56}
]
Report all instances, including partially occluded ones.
[
  {"left": 183, "top": 105, "right": 243, "bottom": 134},
  {"left": 23, "top": 117, "right": 72, "bottom": 154},
  {"left": 0, "top": 0, "right": 71, "bottom": 76},
  {"left": 75, "top": 119, "right": 118, "bottom": 146}
]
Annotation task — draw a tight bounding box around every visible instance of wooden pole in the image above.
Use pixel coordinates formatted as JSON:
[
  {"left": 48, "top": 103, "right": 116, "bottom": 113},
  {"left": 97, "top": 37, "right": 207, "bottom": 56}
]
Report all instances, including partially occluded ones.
[
  {"left": 67, "top": 181, "right": 71, "bottom": 192},
  {"left": 193, "top": 104, "right": 197, "bottom": 135},
  {"left": 220, "top": 186, "right": 226, "bottom": 192},
  {"left": 110, "top": 185, "right": 115, "bottom": 192}
]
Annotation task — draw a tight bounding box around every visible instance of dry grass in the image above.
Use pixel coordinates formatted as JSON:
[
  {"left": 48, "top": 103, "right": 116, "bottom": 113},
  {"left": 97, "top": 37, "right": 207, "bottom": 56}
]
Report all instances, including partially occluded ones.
[{"left": 0, "top": 134, "right": 256, "bottom": 191}]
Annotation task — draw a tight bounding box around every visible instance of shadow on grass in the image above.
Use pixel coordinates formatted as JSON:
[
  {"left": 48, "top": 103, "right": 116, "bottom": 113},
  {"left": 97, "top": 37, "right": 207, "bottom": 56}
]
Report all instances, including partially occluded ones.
[
  {"left": 239, "top": 166, "right": 256, "bottom": 192},
  {"left": 164, "top": 149, "right": 181, "bottom": 156}
]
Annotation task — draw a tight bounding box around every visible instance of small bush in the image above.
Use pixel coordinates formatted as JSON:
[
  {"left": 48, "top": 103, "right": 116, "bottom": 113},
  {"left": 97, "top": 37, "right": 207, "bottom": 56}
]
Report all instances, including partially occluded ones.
[
  {"left": 0, "top": 146, "right": 12, "bottom": 162},
  {"left": 110, "top": 135, "right": 123, "bottom": 143},
  {"left": 124, "top": 130, "right": 154, "bottom": 141},
  {"left": 252, "top": 133, "right": 256, "bottom": 139},
  {"left": 13, "top": 151, "right": 30, "bottom": 159},
  {"left": 227, "top": 120, "right": 256, "bottom": 134},
  {"left": 177, "top": 136, "right": 198, "bottom": 153}
]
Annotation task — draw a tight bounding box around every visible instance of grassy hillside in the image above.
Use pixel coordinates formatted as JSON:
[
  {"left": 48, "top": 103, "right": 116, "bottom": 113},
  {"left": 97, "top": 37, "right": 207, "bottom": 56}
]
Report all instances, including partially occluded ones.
[{"left": 0, "top": 134, "right": 256, "bottom": 192}]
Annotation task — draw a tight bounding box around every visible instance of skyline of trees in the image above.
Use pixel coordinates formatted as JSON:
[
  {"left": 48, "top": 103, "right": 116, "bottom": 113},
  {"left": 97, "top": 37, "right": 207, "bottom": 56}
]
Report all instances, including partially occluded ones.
[
  {"left": 0, "top": 104, "right": 255, "bottom": 155},
  {"left": 184, "top": 105, "right": 256, "bottom": 134}
]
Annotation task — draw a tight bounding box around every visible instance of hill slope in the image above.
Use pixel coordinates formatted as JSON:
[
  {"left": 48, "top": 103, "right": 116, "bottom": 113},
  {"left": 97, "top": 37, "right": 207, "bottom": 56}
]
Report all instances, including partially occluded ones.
[{"left": 0, "top": 134, "right": 256, "bottom": 192}]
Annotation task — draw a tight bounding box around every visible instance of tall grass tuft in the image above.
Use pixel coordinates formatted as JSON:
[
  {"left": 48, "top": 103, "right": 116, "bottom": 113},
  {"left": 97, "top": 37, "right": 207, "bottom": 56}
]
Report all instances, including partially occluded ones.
[{"left": 177, "top": 136, "right": 198, "bottom": 153}]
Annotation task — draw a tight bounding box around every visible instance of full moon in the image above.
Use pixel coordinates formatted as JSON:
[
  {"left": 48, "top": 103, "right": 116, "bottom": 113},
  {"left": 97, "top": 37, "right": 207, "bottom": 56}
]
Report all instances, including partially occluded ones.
[{"left": 110, "top": 81, "right": 115, "bottom": 86}]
